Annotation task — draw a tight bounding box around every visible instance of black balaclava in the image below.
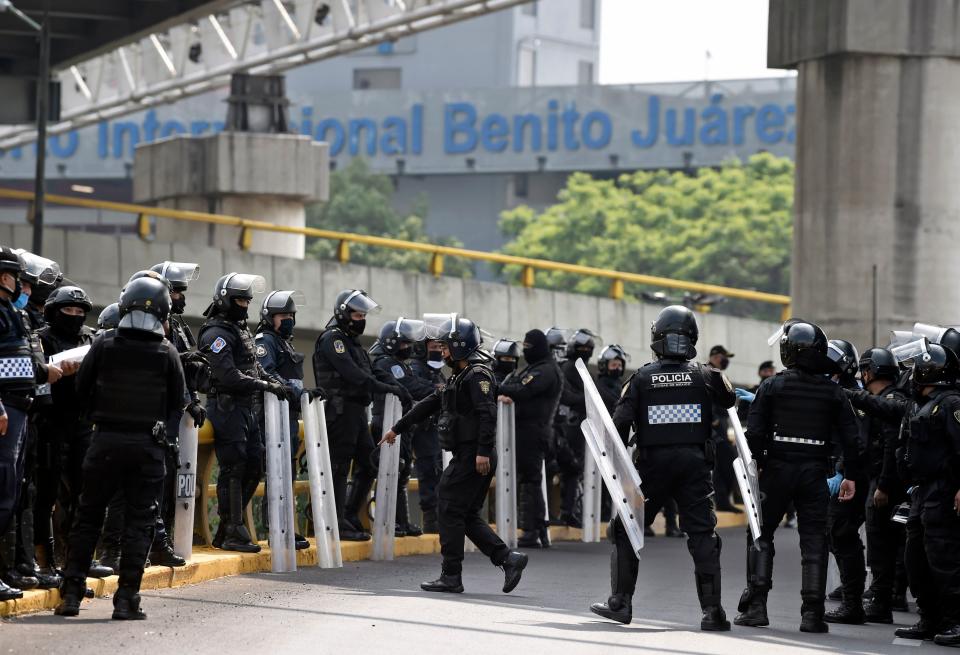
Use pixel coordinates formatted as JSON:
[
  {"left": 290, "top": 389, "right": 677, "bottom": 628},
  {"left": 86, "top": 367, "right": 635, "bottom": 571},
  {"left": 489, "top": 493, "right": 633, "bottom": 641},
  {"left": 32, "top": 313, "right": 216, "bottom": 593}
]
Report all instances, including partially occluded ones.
[
  {"left": 53, "top": 309, "right": 86, "bottom": 337},
  {"left": 171, "top": 294, "right": 187, "bottom": 315},
  {"left": 523, "top": 329, "right": 549, "bottom": 364},
  {"left": 278, "top": 317, "right": 295, "bottom": 339},
  {"left": 226, "top": 299, "right": 248, "bottom": 322}
]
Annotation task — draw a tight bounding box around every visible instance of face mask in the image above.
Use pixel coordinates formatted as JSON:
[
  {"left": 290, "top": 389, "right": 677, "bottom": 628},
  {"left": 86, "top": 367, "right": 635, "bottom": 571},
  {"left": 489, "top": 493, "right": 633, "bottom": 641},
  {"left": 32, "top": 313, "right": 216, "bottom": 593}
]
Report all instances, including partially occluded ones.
[
  {"left": 395, "top": 345, "right": 412, "bottom": 361},
  {"left": 171, "top": 296, "right": 186, "bottom": 315},
  {"left": 54, "top": 313, "right": 86, "bottom": 336},
  {"left": 427, "top": 350, "right": 444, "bottom": 369},
  {"left": 495, "top": 359, "right": 517, "bottom": 375},
  {"left": 606, "top": 367, "right": 624, "bottom": 379},
  {"left": 278, "top": 317, "right": 295, "bottom": 338},
  {"left": 348, "top": 318, "right": 366, "bottom": 336},
  {"left": 12, "top": 291, "right": 29, "bottom": 310},
  {"left": 576, "top": 348, "right": 592, "bottom": 362},
  {"left": 718, "top": 356, "right": 730, "bottom": 370},
  {"left": 226, "top": 302, "right": 248, "bottom": 322}
]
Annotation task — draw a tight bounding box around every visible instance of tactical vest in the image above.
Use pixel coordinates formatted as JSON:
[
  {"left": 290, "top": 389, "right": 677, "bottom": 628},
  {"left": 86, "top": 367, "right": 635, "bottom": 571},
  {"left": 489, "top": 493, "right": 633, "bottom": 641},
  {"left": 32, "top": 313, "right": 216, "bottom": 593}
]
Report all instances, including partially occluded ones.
[
  {"left": 89, "top": 333, "right": 169, "bottom": 426},
  {"left": 438, "top": 363, "right": 490, "bottom": 452},
  {"left": 198, "top": 317, "right": 259, "bottom": 393},
  {"left": 170, "top": 315, "right": 196, "bottom": 354},
  {"left": 905, "top": 390, "right": 960, "bottom": 483},
  {"left": 313, "top": 327, "right": 372, "bottom": 403},
  {"left": 371, "top": 353, "right": 405, "bottom": 427},
  {"left": 258, "top": 330, "right": 304, "bottom": 382},
  {"left": 634, "top": 360, "right": 712, "bottom": 447},
  {"left": 768, "top": 370, "right": 836, "bottom": 459},
  {"left": 0, "top": 302, "right": 36, "bottom": 396}
]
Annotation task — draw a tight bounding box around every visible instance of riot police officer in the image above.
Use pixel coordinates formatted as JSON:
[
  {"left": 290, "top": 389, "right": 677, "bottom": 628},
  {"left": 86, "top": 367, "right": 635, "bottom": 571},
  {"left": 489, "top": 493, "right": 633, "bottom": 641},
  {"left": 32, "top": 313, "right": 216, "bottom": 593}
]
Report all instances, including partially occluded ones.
[
  {"left": 498, "top": 329, "right": 562, "bottom": 549},
  {"left": 596, "top": 344, "right": 629, "bottom": 524},
  {"left": 556, "top": 328, "right": 599, "bottom": 527},
  {"left": 16, "top": 250, "right": 62, "bottom": 330},
  {"left": 408, "top": 338, "right": 446, "bottom": 533},
  {"left": 0, "top": 247, "right": 63, "bottom": 601},
  {"left": 256, "top": 289, "right": 320, "bottom": 550},
  {"left": 370, "top": 318, "right": 433, "bottom": 536},
  {"left": 823, "top": 339, "right": 871, "bottom": 625},
  {"left": 96, "top": 303, "right": 121, "bottom": 333},
  {"left": 491, "top": 338, "right": 521, "bottom": 385},
  {"left": 312, "top": 290, "right": 408, "bottom": 542},
  {"left": 590, "top": 305, "right": 735, "bottom": 631},
  {"left": 54, "top": 276, "right": 185, "bottom": 620},
  {"left": 199, "top": 272, "right": 289, "bottom": 553},
  {"left": 382, "top": 316, "right": 528, "bottom": 594},
  {"left": 856, "top": 347, "right": 909, "bottom": 624},
  {"left": 735, "top": 321, "right": 862, "bottom": 633}
]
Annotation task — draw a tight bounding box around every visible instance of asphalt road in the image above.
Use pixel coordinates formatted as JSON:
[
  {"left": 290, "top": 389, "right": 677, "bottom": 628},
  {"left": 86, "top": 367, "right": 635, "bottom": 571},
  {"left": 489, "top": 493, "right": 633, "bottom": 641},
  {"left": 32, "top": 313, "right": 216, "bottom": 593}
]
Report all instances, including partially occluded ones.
[{"left": 4, "top": 527, "right": 923, "bottom": 654}]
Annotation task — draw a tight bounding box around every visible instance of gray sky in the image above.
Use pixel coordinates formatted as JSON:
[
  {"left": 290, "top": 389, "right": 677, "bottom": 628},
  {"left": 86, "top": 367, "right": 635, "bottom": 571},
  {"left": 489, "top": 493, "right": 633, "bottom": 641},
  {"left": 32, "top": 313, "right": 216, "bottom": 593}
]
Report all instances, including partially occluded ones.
[{"left": 599, "top": 0, "right": 792, "bottom": 84}]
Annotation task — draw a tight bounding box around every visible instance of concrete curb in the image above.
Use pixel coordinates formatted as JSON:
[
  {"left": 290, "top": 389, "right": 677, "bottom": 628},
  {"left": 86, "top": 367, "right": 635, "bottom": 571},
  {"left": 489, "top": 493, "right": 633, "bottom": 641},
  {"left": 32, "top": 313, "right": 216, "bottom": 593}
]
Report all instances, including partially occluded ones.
[{"left": 1, "top": 511, "right": 746, "bottom": 619}]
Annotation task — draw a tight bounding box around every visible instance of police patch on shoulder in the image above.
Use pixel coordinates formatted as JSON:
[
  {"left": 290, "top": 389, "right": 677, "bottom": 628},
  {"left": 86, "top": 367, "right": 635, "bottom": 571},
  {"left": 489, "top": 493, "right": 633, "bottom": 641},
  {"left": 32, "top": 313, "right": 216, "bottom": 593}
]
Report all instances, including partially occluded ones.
[
  {"left": 954, "top": 409, "right": 960, "bottom": 424},
  {"left": 522, "top": 375, "right": 534, "bottom": 385},
  {"left": 255, "top": 345, "right": 267, "bottom": 358},
  {"left": 334, "top": 340, "right": 346, "bottom": 354},
  {"left": 479, "top": 380, "right": 491, "bottom": 395},
  {"left": 391, "top": 364, "right": 405, "bottom": 379},
  {"left": 211, "top": 336, "right": 227, "bottom": 354}
]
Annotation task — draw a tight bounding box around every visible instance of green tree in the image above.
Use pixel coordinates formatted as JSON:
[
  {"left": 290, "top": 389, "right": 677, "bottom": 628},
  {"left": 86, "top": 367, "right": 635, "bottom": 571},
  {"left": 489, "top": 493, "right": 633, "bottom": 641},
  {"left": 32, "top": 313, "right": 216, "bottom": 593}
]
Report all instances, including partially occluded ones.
[
  {"left": 305, "top": 158, "right": 471, "bottom": 277},
  {"left": 498, "top": 153, "right": 793, "bottom": 317}
]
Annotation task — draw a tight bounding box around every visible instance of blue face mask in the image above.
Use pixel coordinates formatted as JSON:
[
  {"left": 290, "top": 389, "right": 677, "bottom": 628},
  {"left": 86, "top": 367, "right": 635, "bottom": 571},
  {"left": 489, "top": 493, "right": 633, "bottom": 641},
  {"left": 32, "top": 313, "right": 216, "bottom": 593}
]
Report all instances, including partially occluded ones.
[{"left": 12, "top": 292, "right": 29, "bottom": 310}]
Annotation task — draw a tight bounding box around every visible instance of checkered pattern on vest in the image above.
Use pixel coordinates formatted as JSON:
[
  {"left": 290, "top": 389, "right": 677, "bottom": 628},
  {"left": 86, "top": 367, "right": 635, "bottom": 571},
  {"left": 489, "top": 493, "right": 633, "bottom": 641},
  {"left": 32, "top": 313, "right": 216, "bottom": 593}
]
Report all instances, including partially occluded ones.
[
  {"left": 647, "top": 403, "right": 702, "bottom": 425},
  {"left": 0, "top": 356, "right": 34, "bottom": 380}
]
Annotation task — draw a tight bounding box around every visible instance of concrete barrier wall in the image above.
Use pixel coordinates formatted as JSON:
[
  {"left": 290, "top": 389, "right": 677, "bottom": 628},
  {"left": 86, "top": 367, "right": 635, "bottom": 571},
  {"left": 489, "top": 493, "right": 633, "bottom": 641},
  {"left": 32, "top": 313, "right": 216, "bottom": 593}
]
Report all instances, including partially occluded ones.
[{"left": 1, "top": 225, "right": 782, "bottom": 386}]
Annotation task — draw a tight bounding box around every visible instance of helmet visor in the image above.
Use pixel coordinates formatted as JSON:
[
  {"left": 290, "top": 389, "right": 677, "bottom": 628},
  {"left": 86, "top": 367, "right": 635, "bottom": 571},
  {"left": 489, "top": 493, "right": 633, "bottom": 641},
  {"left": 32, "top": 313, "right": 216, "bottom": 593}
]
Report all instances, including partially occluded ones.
[
  {"left": 224, "top": 273, "right": 266, "bottom": 296},
  {"left": 888, "top": 330, "right": 915, "bottom": 348},
  {"left": 571, "top": 329, "right": 602, "bottom": 348},
  {"left": 264, "top": 289, "right": 306, "bottom": 313},
  {"left": 395, "top": 317, "right": 426, "bottom": 342},
  {"left": 342, "top": 290, "right": 380, "bottom": 315},
  {"left": 601, "top": 344, "right": 631, "bottom": 363},
  {"left": 160, "top": 261, "right": 200, "bottom": 284},
  {"left": 424, "top": 312, "right": 458, "bottom": 340},
  {"left": 19, "top": 252, "right": 61, "bottom": 286},
  {"left": 913, "top": 322, "right": 947, "bottom": 344},
  {"left": 892, "top": 339, "right": 930, "bottom": 365},
  {"left": 767, "top": 325, "right": 785, "bottom": 347}
]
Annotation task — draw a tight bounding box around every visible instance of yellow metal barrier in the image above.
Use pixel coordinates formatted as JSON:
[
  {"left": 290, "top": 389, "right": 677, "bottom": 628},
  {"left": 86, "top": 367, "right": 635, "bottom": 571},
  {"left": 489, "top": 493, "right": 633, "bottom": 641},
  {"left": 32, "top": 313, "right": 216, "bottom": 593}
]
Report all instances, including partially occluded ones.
[{"left": 0, "top": 187, "right": 792, "bottom": 319}]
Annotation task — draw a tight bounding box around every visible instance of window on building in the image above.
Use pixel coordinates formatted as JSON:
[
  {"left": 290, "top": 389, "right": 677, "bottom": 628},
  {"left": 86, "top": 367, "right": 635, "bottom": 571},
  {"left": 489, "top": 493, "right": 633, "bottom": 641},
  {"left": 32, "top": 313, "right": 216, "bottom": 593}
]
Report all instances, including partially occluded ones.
[
  {"left": 514, "top": 174, "right": 529, "bottom": 199},
  {"left": 521, "top": 1, "right": 537, "bottom": 16},
  {"left": 580, "top": 0, "right": 595, "bottom": 29},
  {"left": 578, "top": 60, "right": 594, "bottom": 86},
  {"left": 352, "top": 67, "right": 402, "bottom": 90},
  {"left": 517, "top": 48, "right": 536, "bottom": 87}
]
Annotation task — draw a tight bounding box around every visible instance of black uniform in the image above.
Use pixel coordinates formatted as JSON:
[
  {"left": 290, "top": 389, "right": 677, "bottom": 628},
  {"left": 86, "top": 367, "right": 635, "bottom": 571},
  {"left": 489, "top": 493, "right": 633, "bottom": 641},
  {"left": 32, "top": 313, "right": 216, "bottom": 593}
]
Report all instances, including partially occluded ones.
[
  {"left": 198, "top": 315, "right": 266, "bottom": 540},
  {"left": 557, "top": 358, "right": 587, "bottom": 523},
  {"left": 408, "top": 357, "right": 445, "bottom": 525},
  {"left": 498, "top": 358, "right": 562, "bottom": 537},
  {"left": 608, "top": 360, "right": 735, "bottom": 615},
  {"left": 35, "top": 321, "right": 94, "bottom": 563},
  {"left": 256, "top": 326, "right": 304, "bottom": 457},
  {"left": 63, "top": 328, "right": 184, "bottom": 600},
  {"left": 393, "top": 359, "right": 510, "bottom": 575},
  {"left": 313, "top": 324, "right": 398, "bottom": 535},
  {"left": 741, "top": 369, "right": 862, "bottom": 625}
]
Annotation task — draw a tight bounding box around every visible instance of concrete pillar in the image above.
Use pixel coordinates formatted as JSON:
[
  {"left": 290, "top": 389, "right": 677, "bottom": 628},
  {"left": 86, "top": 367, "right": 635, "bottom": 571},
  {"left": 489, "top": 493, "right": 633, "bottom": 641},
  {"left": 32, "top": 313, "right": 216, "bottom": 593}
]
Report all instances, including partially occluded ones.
[
  {"left": 769, "top": 0, "right": 960, "bottom": 348},
  {"left": 132, "top": 132, "right": 329, "bottom": 259}
]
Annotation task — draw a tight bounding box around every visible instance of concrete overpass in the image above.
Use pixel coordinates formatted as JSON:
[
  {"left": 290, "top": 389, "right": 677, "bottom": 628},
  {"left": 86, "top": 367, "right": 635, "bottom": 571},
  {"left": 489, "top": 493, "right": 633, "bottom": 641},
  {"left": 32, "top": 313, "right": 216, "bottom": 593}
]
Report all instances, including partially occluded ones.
[{"left": 0, "top": 222, "right": 781, "bottom": 385}]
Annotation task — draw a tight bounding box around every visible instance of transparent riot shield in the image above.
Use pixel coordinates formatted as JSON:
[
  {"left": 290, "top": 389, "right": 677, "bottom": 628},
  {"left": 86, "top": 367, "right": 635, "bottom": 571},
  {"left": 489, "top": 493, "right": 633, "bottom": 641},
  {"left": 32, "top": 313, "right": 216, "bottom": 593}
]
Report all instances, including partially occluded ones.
[
  {"left": 575, "top": 359, "right": 645, "bottom": 556},
  {"left": 173, "top": 412, "right": 199, "bottom": 560},
  {"left": 581, "top": 448, "right": 602, "bottom": 543},
  {"left": 541, "top": 462, "right": 550, "bottom": 526},
  {"left": 726, "top": 408, "right": 762, "bottom": 545},
  {"left": 264, "top": 394, "right": 297, "bottom": 573},
  {"left": 495, "top": 401, "right": 517, "bottom": 548},
  {"left": 372, "top": 394, "right": 402, "bottom": 561},
  {"left": 300, "top": 395, "right": 342, "bottom": 568}
]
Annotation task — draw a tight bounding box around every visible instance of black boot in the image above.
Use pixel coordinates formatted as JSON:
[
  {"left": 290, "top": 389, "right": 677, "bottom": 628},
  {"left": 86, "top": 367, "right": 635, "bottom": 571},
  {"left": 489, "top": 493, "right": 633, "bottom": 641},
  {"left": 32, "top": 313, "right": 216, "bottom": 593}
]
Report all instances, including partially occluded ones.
[
  {"left": 421, "top": 572, "right": 464, "bottom": 593},
  {"left": 343, "top": 473, "right": 374, "bottom": 535},
  {"left": 517, "top": 485, "right": 540, "bottom": 548},
  {"left": 87, "top": 560, "right": 114, "bottom": 578},
  {"left": 934, "top": 623, "right": 960, "bottom": 647},
  {"left": 696, "top": 573, "right": 730, "bottom": 631},
  {"left": 54, "top": 576, "right": 84, "bottom": 616},
  {"left": 395, "top": 488, "right": 421, "bottom": 537},
  {"left": 150, "top": 538, "right": 187, "bottom": 567},
  {"left": 664, "top": 513, "right": 684, "bottom": 538},
  {"left": 98, "top": 548, "right": 121, "bottom": 573},
  {"left": 517, "top": 531, "right": 541, "bottom": 548},
  {"left": 799, "top": 560, "right": 828, "bottom": 633},
  {"left": 2, "top": 566, "right": 38, "bottom": 590},
  {"left": 895, "top": 615, "right": 941, "bottom": 640},
  {"left": 212, "top": 522, "right": 225, "bottom": 549},
  {"left": 827, "top": 585, "right": 843, "bottom": 601},
  {"left": 891, "top": 592, "right": 909, "bottom": 613},
  {"left": 538, "top": 525, "right": 551, "bottom": 548},
  {"left": 220, "top": 477, "right": 261, "bottom": 553},
  {"left": 1, "top": 528, "right": 37, "bottom": 590},
  {"left": 735, "top": 540, "right": 772, "bottom": 627},
  {"left": 825, "top": 553, "right": 866, "bottom": 624},
  {"left": 294, "top": 534, "right": 310, "bottom": 550},
  {"left": 0, "top": 578, "right": 22, "bottom": 601},
  {"left": 112, "top": 586, "right": 147, "bottom": 620},
  {"left": 421, "top": 508, "right": 439, "bottom": 534},
  {"left": 19, "top": 562, "right": 60, "bottom": 589},
  {"left": 590, "top": 594, "right": 632, "bottom": 624},
  {"left": 500, "top": 551, "right": 528, "bottom": 593},
  {"left": 863, "top": 599, "right": 894, "bottom": 624}
]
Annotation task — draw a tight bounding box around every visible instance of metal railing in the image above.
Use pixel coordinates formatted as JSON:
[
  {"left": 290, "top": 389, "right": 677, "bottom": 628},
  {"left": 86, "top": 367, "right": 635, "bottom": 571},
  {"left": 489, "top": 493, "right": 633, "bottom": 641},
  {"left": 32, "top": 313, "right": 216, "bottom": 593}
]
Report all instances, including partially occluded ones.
[{"left": 0, "top": 187, "right": 792, "bottom": 319}]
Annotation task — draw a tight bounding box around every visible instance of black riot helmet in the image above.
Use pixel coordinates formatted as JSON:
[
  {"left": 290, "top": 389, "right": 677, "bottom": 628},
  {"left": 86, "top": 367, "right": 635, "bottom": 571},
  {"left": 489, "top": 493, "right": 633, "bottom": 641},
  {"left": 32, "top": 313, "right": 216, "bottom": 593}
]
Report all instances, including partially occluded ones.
[
  {"left": 126, "top": 269, "right": 171, "bottom": 290},
  {"left": 565, "top": 328, "right": 600, "bottom": 361},
  {"left": 858, "top": 347, "right": 899, "bottom": 382},
  {"left": 378, "top": 317, "right": 426, "bottom": 355},
  {"left": 912, "top": 343, "right": 960, "bottom": 393},
  {"left": 205, "top": 272, "right": 265, "bottom": 321},
  {"left": 598, "top": 344, "right": 630, "bottom": 375},
  {"left": 439, "top": 316, "right": 483, "bottom": 362},
  {"left": 150, "top": 261, "right": 199, "bottom": 293},
  {"left": 0, "top": 247, "right": 24, "bottom": 299},
  {"left": 939, "top": 329, "right": 960, "bottom": 361},
  {"left": 43, "top": 285, "right": 93, "bottom": 322},
  {"left": 780, "top": 321, "right": 830, "bottom": 371},
  {"left": 97, "top": 302, "right": 121, "bottom": 332},
  {"left": 261, "top": 289, "right": 303, "bottom": 320},
  {"left": 492, "top": 338, "right": 521, "bottom": 376},
  {"left": 650, "top": 305, "right": 698, "bottom": 360},
  {"left": 827, "top": 339, "right": 860, "bottom": 379},
  {"left": 17, "top": 250, "right": 62, "bottom": 304},
  {"left": 333, "top": 289, "right": 380, "bottom": 337},
  {"left": 545, "top": 326, "right": 570, "bottom": 361},
  {"left": 118, "top": 276, "right": 171, "bottom": 336}
]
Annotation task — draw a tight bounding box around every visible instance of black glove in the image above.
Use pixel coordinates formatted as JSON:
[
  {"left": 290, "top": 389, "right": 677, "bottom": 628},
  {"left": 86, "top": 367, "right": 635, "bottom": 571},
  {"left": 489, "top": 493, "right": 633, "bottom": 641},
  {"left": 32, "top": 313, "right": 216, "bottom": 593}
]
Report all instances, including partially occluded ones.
[
  {"left": 264, "top": 381, "right": 288, "bottom": 400},
  {"left": 305, "top": 387, "right": 327, "bottom": 401},
  {"left": 186, "top": 401, "right": 206, "bottom": 428}
]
